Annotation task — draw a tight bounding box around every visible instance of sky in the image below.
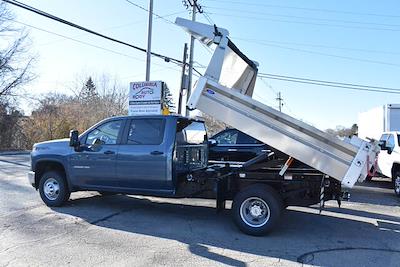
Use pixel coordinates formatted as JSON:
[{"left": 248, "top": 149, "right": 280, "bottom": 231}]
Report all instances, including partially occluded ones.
[{"left": 6, "top": 0, "right": 400, "bottom": 130}]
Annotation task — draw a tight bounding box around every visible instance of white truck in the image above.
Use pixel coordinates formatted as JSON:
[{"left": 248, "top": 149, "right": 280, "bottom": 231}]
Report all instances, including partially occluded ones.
[
  {"left": 358, "top": 105, "right": 400, "bottom": 196},
  {"left": 377, "top": 132, "right": 400, "bottom": 197},
  {"left": 358, "top": 104, "right": 400, "bottom": 140}
]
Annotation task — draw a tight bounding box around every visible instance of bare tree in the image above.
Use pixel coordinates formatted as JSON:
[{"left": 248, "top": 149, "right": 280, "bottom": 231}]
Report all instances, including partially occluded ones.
[
  {"left": 0, "top": 2, "right": 34, "bottom": 99},
  {"left": 326, "top": 124, "right": 358, "bottom": 138},
  {"left": 0, "top": 2, "right": 35, "bottom": 150},
  {"left": 199, "top": 112, "right": 228, "bottom": 137}
]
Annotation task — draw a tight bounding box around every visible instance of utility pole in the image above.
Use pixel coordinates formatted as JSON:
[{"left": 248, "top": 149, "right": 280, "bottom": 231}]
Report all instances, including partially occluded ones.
[
  {"left": 183, "top": 0, "right": 203, "bottom": 116},
  {"left": 178, "top": 43, "right": 188, "bottom": 115},
  {"left": 145, "top": 0, "right": 153, "bottom": 81},
  {"left": 276, "top": 92, "right": 283, "bottom": 112}
]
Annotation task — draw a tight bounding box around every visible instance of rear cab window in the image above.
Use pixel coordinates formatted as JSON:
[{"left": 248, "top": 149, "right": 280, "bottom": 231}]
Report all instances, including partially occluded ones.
[{"left": 126, "top": 119, "right": 165, "bottom": 145}]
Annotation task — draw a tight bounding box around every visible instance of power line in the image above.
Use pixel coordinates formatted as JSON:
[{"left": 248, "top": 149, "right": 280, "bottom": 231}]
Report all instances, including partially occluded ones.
[
  {"left": 3, "top": 0, "right": 203, "bottom": 76},
  {"left": 258, "top": 76, "right": 278, "bottom": 95},
  {"left": 233, "top": 37, "right": 400, "bottom": 56},
  {"left": 202, "top": 12, "right": 215, "bottom": 25},
  {"left": 204, "top": 6, "right": 400, "bottom": 28},
  {"left": 12, "top": 20, "right": 186, "bottom": 75},
  {"left": 3, "top": 0, "right": 180, "bottom": 64},
  {"left": 258, "top": 73, "right": 400, "bottom": 95},
  {"left": 124, "top": 0, "right": 175, "bottom": 25},
  {"left": 208, "top": 12, "right": 400, "bottom": 32},
  {"left": 259, "top": 73, "right": 400, "bottom": 91},
  {"left": 13, "top": 20, "right": 143, "bottom": 62},
  {"left": 233, "top": 38, "right": 400, "bottom": 68},
  {"left": 37, "top": 10, "right": 186, "bottom": 46},
  {"left": 202, "top": 0, "right": 400, "bottom": 19}
]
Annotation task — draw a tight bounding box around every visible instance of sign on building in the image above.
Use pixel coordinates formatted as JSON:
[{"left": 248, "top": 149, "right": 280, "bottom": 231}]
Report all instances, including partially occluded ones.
[{"left": 128, "top": 81, "right": 163, "bottom": 115}]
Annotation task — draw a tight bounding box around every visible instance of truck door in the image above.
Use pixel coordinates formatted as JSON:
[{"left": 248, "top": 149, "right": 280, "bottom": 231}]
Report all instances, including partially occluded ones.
[
  {"left": 116, "top": 118, "right": 170, "bottom": 190},
  {"left": 69, "top": 119, "right": 124, "bottom": 188},
  {"left": 377, "top": 134, "right": 394, "bottom": 177}
]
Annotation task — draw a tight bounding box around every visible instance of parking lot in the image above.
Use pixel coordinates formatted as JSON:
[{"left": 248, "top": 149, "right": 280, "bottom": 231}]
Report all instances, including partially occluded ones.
[{"left": 1, "top": 153, "right": 399, "bottom": 266}]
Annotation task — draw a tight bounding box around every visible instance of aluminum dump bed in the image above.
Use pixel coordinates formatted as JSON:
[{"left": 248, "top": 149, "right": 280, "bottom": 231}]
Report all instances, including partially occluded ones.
[{"left": 176, "top": 18, "right": 380, "bottom": 188}]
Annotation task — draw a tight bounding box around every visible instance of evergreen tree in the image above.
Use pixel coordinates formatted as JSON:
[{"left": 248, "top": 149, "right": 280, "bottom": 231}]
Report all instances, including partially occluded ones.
[
  {"left": 163, "top": 84, "right": 175, "bottom": 112},
  {"left": 80, "top": 77, "right": 98, "bottom": 101}
]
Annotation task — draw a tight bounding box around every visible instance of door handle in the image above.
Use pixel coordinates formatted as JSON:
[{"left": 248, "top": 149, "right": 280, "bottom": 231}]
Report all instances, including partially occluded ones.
[
  {"left": 228, "top": 148, "right": 238, "bottom": 152},
  {"left": 150, "top": 151, "right": 164, "bottom": 155},
  {"left": 104, "top": 150, "right": 115, "bottom": 155}
]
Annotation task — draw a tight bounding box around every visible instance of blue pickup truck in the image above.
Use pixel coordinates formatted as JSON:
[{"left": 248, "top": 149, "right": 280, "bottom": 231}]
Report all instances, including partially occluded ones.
[{"left": 28, "top": 115, "right": 341, "bottom": 236}]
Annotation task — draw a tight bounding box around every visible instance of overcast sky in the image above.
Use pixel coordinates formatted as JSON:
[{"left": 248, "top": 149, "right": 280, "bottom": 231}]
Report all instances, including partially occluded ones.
[{"left": 8, "top": 0, "right": 400, "bottom": 130}]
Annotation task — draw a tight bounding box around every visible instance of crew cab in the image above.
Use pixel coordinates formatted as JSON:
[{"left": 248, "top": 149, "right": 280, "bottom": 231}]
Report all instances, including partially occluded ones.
[
  {"left": 377, "top": 131, "right": 400, "bottom": 197},
  {"left": 28, "top": 115, "right": 208, "bottom": 203}
]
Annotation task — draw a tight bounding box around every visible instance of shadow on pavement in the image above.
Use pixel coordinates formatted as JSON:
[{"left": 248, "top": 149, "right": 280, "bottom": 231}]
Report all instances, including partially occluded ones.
[{"left": 50, "top": 194, "right": 398, "bottom": 266}]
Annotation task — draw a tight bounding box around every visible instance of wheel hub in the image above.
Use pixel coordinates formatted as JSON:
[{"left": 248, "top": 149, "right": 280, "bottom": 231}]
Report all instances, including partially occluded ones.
[
  {"left": 240, "top": 197, "right": 271, "bottom": 228},
  {"left": 249, "top": 204, "right": 263, "bottom": 217},
  {"left": 44, "top": 178, "right": 60, "bottom": 200}
]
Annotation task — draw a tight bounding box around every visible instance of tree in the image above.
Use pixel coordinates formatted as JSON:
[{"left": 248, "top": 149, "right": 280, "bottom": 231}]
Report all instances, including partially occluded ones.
[
  {"left": 162, "top": 83, "right": 175, "bottom": 112},
  {"left": 199, "top": 112, "right": 228, "bottom": 137},
  {"left": 326, "top": 124, "right": 358, "bottom": 138},
  {"left": 0, "top": 101, "right": 27, "bottom": 150},
  {"left": 23, "top": 73, "right": 129, "bottom": 148},
  {"left": 0, "top": 2, "right": 34, "bottom": 150},
  {"left": 79, "top": 76, "right": 97, "bottom": 101},
  {"left": 0, "top": 2, "right": 34, "bottom": 99}
]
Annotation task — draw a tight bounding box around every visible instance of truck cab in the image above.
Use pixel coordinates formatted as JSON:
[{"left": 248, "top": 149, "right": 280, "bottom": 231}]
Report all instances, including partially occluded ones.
[
  {"left": 377, "top": 131, "right": 400, "bottom": 197},
  {"left": 29, "top": 115, "right": 208, "bottom": 204}
]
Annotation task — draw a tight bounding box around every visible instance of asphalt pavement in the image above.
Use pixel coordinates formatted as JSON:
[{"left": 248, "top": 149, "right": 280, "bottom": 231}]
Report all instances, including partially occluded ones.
[{"left": 1, "top": 153, "right": 400, "bottom": 266}]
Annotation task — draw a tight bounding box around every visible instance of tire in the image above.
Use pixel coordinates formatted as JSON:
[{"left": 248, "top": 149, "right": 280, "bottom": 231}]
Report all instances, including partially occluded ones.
[
  {"left": 394, "top": 172, "right": 400, "bottom": 198},
  {"left": 38, "top": 171, "right": 70, "bottom": 207},
  {"left": 232, "top": 184, "right": 283, "bottom": 236}
]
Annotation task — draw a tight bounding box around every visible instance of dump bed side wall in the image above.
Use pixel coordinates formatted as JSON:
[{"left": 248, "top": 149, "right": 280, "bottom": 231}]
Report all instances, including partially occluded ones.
[{"left": 196, "top": 80, "right": 362, "bottom": 182}]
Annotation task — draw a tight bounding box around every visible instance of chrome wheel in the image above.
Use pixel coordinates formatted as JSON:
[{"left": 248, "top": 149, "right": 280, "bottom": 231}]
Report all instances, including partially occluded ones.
[
  {"left": 395, "top": 176, "right": 400, "bottom": 196},
  {"left": 43, "top": 178, "right": 60, "bottom": 201},
  {"left": 240, "top": 197, "right": 271, "bottom": 228}
]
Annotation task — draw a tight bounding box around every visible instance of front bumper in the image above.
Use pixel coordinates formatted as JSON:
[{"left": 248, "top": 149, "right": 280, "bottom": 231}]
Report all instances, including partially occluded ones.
[{"left": 27, "top": 171, "right": 35, "bottom": 187}]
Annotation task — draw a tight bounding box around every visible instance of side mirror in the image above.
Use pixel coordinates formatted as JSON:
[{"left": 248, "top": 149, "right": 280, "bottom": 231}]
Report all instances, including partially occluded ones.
[
  {"left": 69, "top": 130, "right": 80, "bottom": 148},
  {"left": 208, "top": 139, "right": 217, "bottom": 147},
  {"left": 388, "top": 146, "right": 393, "bottom": 154}
]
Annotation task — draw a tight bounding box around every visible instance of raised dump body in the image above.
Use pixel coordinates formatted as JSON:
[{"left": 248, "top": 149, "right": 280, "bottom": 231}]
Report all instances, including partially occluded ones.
[{"left": 176, "top": 18, "right": 380, "bottom": 188}]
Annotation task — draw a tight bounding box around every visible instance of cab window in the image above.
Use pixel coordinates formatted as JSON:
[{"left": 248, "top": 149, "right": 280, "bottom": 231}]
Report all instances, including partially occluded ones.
[
  {"left": 127, "top": 119, "right": 165, "bottom": 145},
  {"left": 86, "top": 120, "right": 123, "bottom": 145},
  {"left": 214, "top": 130, "right": 238, "bottom": 144},
  {"left": 387, "top": 134, "right": 395, "bottom": 149},
  {"left": 176, "top": 120, "right": 207, "bottom": 145}
]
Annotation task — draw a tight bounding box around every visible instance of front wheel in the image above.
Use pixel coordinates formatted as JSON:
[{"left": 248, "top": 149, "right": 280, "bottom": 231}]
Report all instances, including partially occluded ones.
[
  {"left": 394, "top": 173, "right": 400, "bottom": 197},
  {"left": 39, "top": 171, "right": 70, "bottom": 207},
  {"left": 232, "top": 185, "right": 283, "bottom": 236}
]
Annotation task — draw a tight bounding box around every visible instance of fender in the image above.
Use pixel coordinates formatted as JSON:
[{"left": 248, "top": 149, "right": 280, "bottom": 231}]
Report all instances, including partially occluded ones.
[{"left": 33, "top": 156, "right": 73, "bottom": 191}]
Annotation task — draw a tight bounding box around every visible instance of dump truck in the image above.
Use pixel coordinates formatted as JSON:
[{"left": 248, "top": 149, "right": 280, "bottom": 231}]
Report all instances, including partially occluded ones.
[{"left": 28, "top": 18, "right": 380, "bottom": 236}]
